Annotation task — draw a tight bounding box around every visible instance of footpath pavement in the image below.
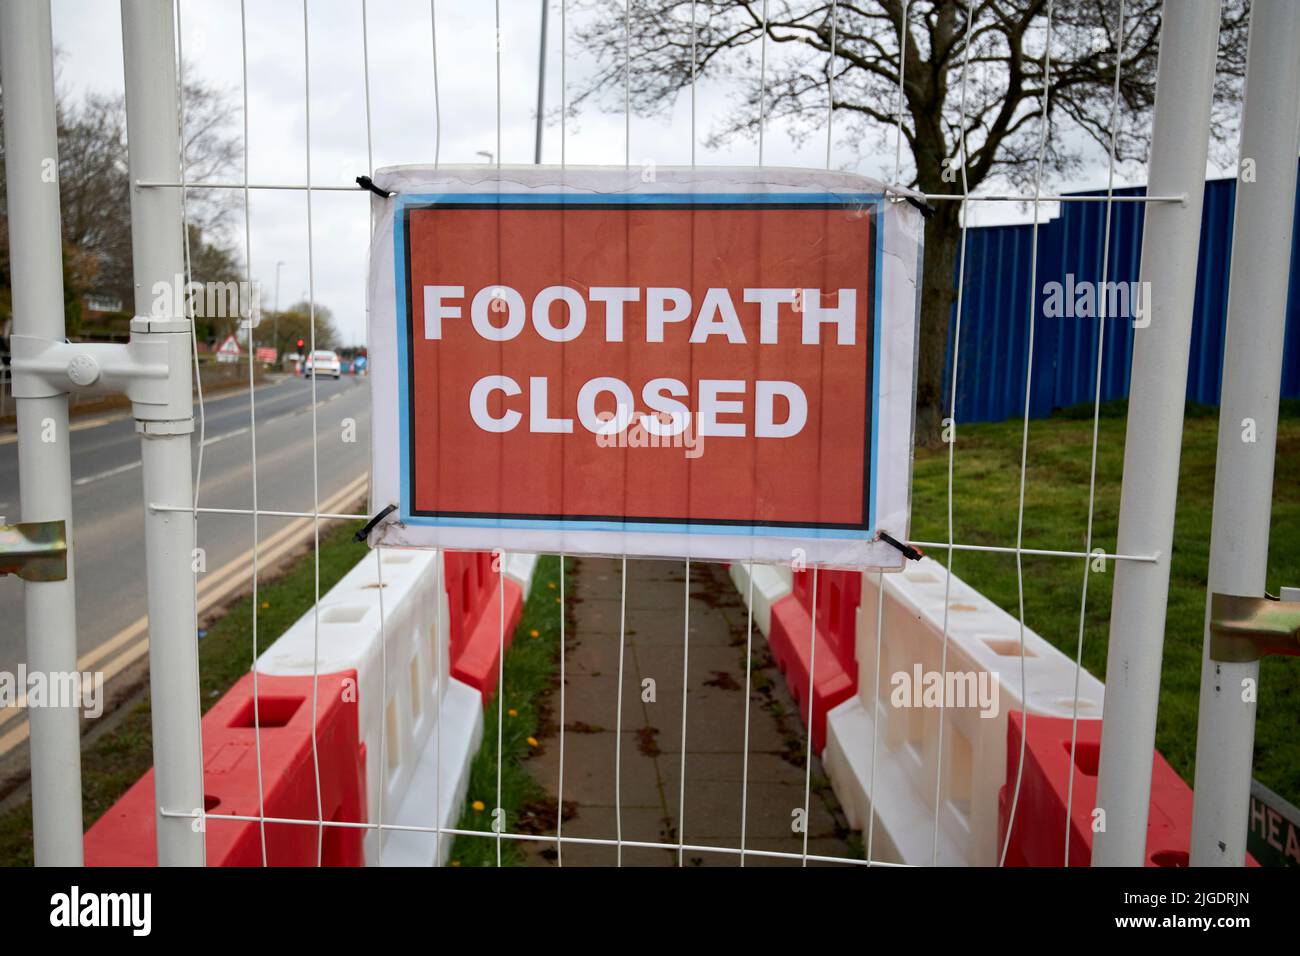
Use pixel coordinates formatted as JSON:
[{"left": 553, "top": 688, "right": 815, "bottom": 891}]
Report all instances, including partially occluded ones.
[{"left": 523, "top": 557, "right": 856, "bottom": 866}]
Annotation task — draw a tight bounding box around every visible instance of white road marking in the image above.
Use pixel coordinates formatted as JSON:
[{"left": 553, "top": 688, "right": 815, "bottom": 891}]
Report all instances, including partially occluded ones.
[
  {"left": 73, "top": 461, "right": 142, "bottom": 486},
  {"left": 70, "top": 424, "right": 252, "bottom": 486},
  {"left": 0, "top": 377, "right": 293, "bottom": 446},
  {"left": 201, "top": 426, "right": 250, "bottom": 447},
  {"left": 60, "top": 394, "right": 353, "bottom": 487}
]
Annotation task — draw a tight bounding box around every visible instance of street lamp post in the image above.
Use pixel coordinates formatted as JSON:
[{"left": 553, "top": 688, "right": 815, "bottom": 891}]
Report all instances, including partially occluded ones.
[
  {"left": 274, "top": 259, "right": 284, "bottom": 361},
  {"left": 534, "top": 0, "right": 548, "bottom": 165}
]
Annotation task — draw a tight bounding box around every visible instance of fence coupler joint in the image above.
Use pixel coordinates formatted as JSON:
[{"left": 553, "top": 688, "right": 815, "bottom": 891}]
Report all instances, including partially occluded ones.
[
  {"left": 0, "top": 520, "right": 68, "bottom": 581},
  {"left": 10, "top": 320, "right": 192, "bottom": 422},
  {"left": 1208, "top": 592, "right": 1300, "bottom": 663}
]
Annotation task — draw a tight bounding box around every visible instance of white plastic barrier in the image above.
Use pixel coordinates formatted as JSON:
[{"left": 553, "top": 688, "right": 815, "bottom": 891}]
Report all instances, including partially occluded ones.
[
  {"left": 819, "top": 557, "right": 1105, "bottom": 866},
  {"left": 380, "top": 676, "right": 483, "bottom": 866},
  {"left": 257, "top": 548, "right": 474, "bottom": 866},
  {"left": 505, "top": 551, "right": 540, "bottom": 598},
  {"left": 727, "top": 561, "right": 794, "bottom": 636}
]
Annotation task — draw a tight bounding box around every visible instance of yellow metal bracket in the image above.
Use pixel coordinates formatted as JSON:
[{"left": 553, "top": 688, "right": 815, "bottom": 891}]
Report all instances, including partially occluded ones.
[
  {"left": 1209, "top": 592, "right": 1300, "bottom": 663},
  {"left": 0, "top": 520, "right": 68, "bottom": 581}
]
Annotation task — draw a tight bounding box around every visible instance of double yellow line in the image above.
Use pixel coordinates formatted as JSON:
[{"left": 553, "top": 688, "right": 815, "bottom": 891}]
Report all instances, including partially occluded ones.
[{"left": 0, "top": 473, "right": 369, "bottom": 758}]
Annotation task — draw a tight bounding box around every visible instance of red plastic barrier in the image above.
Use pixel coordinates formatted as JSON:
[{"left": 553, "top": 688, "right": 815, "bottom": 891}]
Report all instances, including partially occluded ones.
[
  {"left": 444, "top": 551, "right": 494, "bottom": 664},
  {"left": 791, "top": 568, "right": 860, "bottom": 678},
  {"left": 444, "top": 551, "right": 523, "bottom": 700},
  {"left": 997, "top": 711, "right": 1257, "bottom": 867},
  {"left": 85, "top": 671, "right": 366, "bottom": 866},
  {"left": 767, "top": 569, "right": 861, "bottom": 754}
]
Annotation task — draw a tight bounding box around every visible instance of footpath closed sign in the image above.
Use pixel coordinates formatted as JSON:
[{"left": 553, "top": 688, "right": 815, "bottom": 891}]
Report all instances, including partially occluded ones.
[{"left": 367, "top": 168, "right": 922, "bottom": 567}]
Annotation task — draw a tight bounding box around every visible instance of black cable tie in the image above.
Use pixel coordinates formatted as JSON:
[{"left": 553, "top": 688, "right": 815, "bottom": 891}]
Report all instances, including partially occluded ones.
[
  {"left": 879, "top": 531, "right": 924, "bottom": 562},
  {"left": 356, "top": 175, "right": 394, "bottom": 198},
  {"left": 884, "top": 185, "right": 935, "bottom": 220},
  {"left": 904, "top": 194, "right": 936, "bottom": 219},
  {"left": 355, "top": 504, "right": 397, "bottom": 542}
]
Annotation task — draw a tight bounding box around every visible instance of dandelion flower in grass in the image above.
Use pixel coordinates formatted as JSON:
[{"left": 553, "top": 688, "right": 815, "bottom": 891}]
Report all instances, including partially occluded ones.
[
  {"left": 472, "top": 800, "right": 485, "bottom": 812},
  {"left": 548, "top": 582, "right": 556, "bottom": 590},
  {"left": 527, "top": 736, "right": 539, "bottom": 748},
  {"left": 530, "top": 628, "right": 540, "bottom": 638},
  {"left": 261, "top": 602, "right": 270, "bottom": 609},
  {"left": 507, "top": 708, "right": 518, "bottom": 718}
]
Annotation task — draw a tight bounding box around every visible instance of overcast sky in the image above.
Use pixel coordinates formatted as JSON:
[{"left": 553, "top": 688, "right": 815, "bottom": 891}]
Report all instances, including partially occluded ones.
[{"left": 48, "top": 0, "right": 1230, "bottom": 347}]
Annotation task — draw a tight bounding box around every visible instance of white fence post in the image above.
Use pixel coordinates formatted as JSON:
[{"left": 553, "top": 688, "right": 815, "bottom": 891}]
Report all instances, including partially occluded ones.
[
  {"left": 1092, "top": 1, "right": 1222, "bottom": 867},
  {"left": 1189, "top": 0, "right": 1300, "bottom": 867},
  {"left": 0, "top": 0, "right": 85, "bottom": 866},
  {"left": 121, "top": 0, "right": 205, "bottom": 866}
]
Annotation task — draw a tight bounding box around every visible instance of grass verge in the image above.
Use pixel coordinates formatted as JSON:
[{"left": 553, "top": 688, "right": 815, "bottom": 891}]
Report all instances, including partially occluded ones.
[
  {"left": 447, "top": 554, "right": 568, "bottom": 867},
  {"left": 0, "top": 518, "right": 368, "bottom": 866},
  {"left": 910, "top": 400, "right": 1299, "bottom": 799}
]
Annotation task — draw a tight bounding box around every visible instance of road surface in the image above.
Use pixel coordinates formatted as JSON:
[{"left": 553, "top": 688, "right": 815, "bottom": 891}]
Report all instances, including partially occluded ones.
[{"left": 0, "top": 373, "right": 372, "bottom": 757}]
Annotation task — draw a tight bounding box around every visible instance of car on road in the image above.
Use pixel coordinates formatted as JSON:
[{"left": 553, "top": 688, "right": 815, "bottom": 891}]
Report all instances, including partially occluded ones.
[{"left": 303, "top": 349, "right": 341, "bottom": 379}]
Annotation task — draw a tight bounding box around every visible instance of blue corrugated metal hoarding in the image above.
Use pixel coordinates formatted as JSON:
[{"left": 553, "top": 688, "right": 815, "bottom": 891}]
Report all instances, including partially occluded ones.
[{"left": 944, "top": 164, "right": 1300, "bottom": 423}]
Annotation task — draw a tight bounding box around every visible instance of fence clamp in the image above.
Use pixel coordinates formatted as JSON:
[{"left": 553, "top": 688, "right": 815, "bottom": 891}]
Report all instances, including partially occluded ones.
[
  {"left": 1208, "top": 592, "right": 1300, "bottom": 663},
  {"left": 11, "top": 318, "right": 193, "bottom": 426},
  {"left": 0, "top": 520, "right": 68, "bottom": 582}
]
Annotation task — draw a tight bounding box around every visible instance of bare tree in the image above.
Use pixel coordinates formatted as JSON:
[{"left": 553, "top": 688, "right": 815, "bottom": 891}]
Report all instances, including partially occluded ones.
[
  {"left": 54, "top": 92, "right": 134, "bottom": 315},
  {"left": 1, "top": 78, "right": 244, "bottom": 337},
  {"left": 572, "top": 0, "right": 1247, "bottom": 440}
]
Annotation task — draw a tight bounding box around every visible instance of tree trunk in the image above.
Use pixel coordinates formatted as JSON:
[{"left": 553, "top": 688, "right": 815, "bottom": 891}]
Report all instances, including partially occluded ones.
[{"left": 914, "top": 203, "right": 961, "bottom": 447}]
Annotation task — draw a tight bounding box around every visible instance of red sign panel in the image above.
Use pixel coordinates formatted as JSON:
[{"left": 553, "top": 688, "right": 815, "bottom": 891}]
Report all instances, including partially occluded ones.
[{"left": 400, "top": 200, "right": 876, "bottom": 532}]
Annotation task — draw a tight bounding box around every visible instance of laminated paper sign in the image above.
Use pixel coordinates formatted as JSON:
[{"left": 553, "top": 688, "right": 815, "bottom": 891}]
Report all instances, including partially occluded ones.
[{"left": 366, "top": 167, "right": 922, "bottom": 568}]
